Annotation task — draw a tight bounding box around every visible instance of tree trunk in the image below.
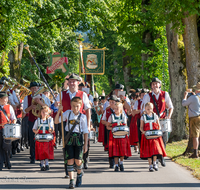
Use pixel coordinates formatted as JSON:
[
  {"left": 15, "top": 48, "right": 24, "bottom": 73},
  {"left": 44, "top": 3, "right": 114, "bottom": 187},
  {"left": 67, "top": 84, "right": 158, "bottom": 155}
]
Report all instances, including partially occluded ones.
[
  {"left": 166, "top": 23, "right": 187, "bottom": 142},
  {"left": 122, "top": 50, "right": 131, "bottom": 93},
  {"left": 182, "top": 14, "right": 200, "bottom": 154},
  {"left": 182, "top": 14, "right": 200, "bottom": 87},
  {"left": 8, "top": 42, "right": 24, "bottom": 81},
  {"left": 141, "top": 30, "right": 151, "bottom": 88}
]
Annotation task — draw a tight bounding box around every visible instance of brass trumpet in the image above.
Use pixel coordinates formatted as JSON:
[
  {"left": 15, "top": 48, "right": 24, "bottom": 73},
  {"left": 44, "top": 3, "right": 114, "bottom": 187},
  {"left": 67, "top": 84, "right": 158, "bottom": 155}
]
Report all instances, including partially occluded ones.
[
  {"left": 32, "top": 86, "right": 46, "bottom": 117},
  {"left": 7, "top": 77, "right": 21, "bottom": 91}
]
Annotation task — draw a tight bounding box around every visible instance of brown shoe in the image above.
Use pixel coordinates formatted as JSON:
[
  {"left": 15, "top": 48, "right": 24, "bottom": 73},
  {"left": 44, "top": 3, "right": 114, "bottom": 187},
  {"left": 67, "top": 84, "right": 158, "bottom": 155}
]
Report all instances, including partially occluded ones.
[{"left": 189, "top": 153, "right": 199, "bottom": 158}]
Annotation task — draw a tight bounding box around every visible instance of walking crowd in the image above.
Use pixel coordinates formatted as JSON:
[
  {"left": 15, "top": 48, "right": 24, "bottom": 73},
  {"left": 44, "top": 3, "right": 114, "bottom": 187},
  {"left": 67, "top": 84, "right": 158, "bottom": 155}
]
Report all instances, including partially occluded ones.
[{"left": 0, "top": 72, "right": 199, "bottom": 189}]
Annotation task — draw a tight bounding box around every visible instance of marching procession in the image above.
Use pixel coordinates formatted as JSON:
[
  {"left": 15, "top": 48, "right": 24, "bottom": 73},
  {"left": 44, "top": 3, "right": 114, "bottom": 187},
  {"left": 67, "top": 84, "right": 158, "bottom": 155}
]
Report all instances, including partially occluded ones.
[{"left": 0, "top": 72, "right": 175, "bottom": 189}]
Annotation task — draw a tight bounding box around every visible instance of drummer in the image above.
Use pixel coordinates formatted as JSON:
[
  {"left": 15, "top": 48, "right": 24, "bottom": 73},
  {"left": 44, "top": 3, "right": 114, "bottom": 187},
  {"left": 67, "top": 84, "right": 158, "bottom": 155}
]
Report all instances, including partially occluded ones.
[
  {"left": 23, "top": 82, "right": 51, "bottom": 164},
  {"left": 142, "top": 77, "right": 173, "bottom": 167},
  {"left": 0, "top": 92, "right": 17, "bottom": 171}
]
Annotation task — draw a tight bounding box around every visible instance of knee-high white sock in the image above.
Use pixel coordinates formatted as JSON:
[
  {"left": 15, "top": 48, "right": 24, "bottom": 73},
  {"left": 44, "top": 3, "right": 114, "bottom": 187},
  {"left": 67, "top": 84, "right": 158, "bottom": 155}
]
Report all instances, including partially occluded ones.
[{"left": 45, "top": 159, "right": 49, "bottom": 166}]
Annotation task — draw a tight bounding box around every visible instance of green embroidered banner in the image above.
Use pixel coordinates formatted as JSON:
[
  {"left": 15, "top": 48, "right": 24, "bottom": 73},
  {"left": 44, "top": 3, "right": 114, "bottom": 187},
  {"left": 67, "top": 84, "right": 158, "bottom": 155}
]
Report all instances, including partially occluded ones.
[{"left": 79, "top": 49, "right": 105, "bottom": 75}]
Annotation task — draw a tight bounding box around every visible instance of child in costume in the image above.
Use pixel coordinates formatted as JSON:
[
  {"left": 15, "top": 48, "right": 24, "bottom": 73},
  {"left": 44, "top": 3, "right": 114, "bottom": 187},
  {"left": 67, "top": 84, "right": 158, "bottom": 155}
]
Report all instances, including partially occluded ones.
[
  {"left": 140, "top": 102, "right": 166, "bottom": 172},
  {"left": 33, "top": 106, "right": 54, "bottom": 171},
  {"left": 55, "top": 97, "right": 88, "bottom": 189},
  {"left": 107, "top": 101, "right": 131, "bottom": 171}
]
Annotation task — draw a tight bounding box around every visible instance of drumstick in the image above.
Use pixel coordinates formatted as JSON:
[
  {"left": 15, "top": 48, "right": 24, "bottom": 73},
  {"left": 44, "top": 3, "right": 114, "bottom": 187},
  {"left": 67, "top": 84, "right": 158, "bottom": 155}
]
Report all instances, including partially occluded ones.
[{"left": 59, "top": 88, "right": 65, "bottom": 149}]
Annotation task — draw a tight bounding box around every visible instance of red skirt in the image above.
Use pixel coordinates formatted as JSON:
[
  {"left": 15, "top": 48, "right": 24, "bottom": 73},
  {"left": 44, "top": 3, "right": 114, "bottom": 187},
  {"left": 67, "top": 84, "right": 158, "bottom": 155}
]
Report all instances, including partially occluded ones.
[
  {"left": 140, "top": 134, "right": 167, "bottom": 159},
  {"left": 98, "top": 117, "right": 104, "bottom": 143},
  {"left": 35, "top": 140, "right": 54, "bottom": 160},
  {"left": 109, "top": 131, "right": 132, "bottom": 157},
  {"left": 129, "top": 114, "right": 139, "bottom": 145}
]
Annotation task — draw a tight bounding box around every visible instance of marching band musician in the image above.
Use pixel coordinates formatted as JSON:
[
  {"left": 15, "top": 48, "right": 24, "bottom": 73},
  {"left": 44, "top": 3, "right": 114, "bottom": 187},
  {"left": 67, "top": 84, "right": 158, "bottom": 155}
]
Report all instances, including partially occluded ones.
[
  {"left": 55, "top": 97, "right": 88, "bottom": 189},
  {"left": 140, "top": 102, "right": 167, "bottom": 172},
  {"left": 142, "top": 77, "right": 173, "bottom": 167},
  {"left": 33, "top": 106, "right": 54, "bottom": 171},
  {"left": 23, "top": 82, "right": 51, "bottom": 164},
  {"left": 0, "top": 92, "right": 17, "bottom": 171},
  {"left": 107, "top": 101, "right": 131, "bottom": 172},
  {"left": 55, "top": 73, "right": 91, "bottom": 177}
]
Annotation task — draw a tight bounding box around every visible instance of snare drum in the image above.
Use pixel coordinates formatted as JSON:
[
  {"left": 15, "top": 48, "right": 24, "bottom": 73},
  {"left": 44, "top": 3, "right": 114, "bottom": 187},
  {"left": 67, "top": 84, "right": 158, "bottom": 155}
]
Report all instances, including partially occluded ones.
[
  {"left": 112, "top": 125, "right": 129, "bottom": 137},
  {"left": 3, "top": 124, "right": 21, "bottom": 141},
  {"left": 145, "top": 130, "right": 163, "bottom": 139},
  {"left": 159, "top": 119, "right": 172, "bottom": 132},
  {"left": 35, "top": 133, "right": 54, "bottom": 142}
]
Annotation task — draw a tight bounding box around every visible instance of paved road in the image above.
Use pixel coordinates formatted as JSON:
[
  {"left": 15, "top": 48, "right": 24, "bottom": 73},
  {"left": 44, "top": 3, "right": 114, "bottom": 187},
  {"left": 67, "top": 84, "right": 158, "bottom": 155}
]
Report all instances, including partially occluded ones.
[{"left": 0, "top": 142, "right": 200, "bottom": 190}]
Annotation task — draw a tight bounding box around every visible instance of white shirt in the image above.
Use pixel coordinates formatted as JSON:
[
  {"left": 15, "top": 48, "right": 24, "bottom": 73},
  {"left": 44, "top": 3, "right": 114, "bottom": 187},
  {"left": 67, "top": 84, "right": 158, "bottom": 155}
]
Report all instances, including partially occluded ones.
[
  {"left": 0, "top": 104, "right": 16, "bottom": 121},
  {"left": 108, "top": 114, "right": 127, "bottom": 124},
  {"left": 56, "top": 89, "right": 91, "bottom": 110},
  {"left": 59, "top": 110, "right": 88, "bottom": 134},
  {"left": 8, "top": 94, "right": 15, "bottom": 106},
  {"left": 88, "top": 94, "right": 93, "bottom": 104},
  {"left": 32, "top": 117, "right": 54, "bottom": 130},
  {"left": 23, "top": 94, "right": 51, "bottom": 113},
  {"left": 103, "top": 101, "right": 110, "bottom": 111},
  {"left": 141, "top": 113, "right": 159, "bottom": 122},
  {"left": 12, "top": 90, "right": 19, "bottom": 104},
  {"left": 142, "top": 91, "right": 174, "bottom": 112}
]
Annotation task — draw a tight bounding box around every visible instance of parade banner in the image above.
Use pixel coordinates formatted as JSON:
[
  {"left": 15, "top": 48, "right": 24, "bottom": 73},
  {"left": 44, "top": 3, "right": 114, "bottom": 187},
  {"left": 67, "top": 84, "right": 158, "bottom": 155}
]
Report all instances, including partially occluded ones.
[
  {"left": 46, "top": 52, "right": 69, "bottom": 77},
  {"left": 79, "top": 49, "right": 105, "bottom": 75}
]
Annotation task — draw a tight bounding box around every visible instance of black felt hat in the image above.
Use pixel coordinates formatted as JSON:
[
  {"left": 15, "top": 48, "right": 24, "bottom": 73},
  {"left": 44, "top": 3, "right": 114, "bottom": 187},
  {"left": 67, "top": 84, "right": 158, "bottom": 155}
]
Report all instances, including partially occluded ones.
[
  {"left": 0, "top": 80, "right": 4, "bottom": 85},
  {"left": 100, "top": 96, "right": 105, "bottom": 100},
  {"left": 115, "top": 84, "right": 124, "bottom": 90},
  {"left": 0, "top": 92, "right": 8, "bottom": 98},
  {"left": 29, "top": 82, "right": 39, "bottom": 88},
  {"left": 151, "top": 77, "right": 162, "bottom": 84},
  {"left": 109, "top": 95, "right": 118, "bottom": 101},
  {"left": 94, "top": 98, "right": 98, "bottom": 102},
  {"left": 135, "top": 88, "right": 140, "bottom": 93},
  {"left": 79, "top": 83, "right": 85, "bottom": 87},
  {"left": 67, "top": 73, "right": 81, "bottom": 81},
  {"left": 141, "top": 88, "right": 148, "bottom": 93}
]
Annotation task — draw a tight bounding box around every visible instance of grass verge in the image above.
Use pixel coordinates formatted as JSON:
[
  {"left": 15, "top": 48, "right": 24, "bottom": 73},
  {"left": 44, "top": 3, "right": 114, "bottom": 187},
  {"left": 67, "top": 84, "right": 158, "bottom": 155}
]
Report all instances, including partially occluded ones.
[{"left": 166, "top": 140, "right": 200, "bottom": 180}]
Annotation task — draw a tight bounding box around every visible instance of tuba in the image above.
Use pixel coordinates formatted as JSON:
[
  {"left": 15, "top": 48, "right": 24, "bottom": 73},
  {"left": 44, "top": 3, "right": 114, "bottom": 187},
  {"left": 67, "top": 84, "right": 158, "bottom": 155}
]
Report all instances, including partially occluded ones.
[
  {"left": 22, "top": 78, "right": 30, "bottom": 88},
  {"left": 32, "top": 86, "right": 46, "bottom": 117},
  {"left": 0, "top": 81, "right": 10, "bottom": 92},
  {"left": 7, "top": 77, "right": 21, "bottom": 91},
  {"left": 19, "top": 85, "right": 31, "bottom": 100}
]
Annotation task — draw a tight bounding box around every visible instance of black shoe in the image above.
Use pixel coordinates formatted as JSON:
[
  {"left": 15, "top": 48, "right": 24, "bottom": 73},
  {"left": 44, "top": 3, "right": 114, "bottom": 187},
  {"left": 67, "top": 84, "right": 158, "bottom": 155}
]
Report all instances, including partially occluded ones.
[
  {"left": 26, "top": 144, "right": 29, "bottom": 149},
  {"left": 153, "top": 164, "right": 158, "bottom": 171},
  {"left": 30, "top": 160, "right": 35, "bottom": 164},
  {"left": 6, "top": 162, "right": 11, "bottom": 169},
  {"left": 69, "top": 180, "right": 75, "bottom": 189},
  {"left": 149, "top": 166, "right": 154, "bottom": 172},
  {"left": 12, "top": 149, "right": 16, "bottom": 155},
  {"left": 84, "top": 162, "right": 88, "bottom": 169},
  {"left": 41, "top": 166, "right": 45, "bottom": 171},
  {"left": 65, "top": 175, "right": 70, "bottom": 178},
  {"left": 45, "top": 165, "right": 49, "bottom": 170},
  {"left": 76, "top": 173, "right": 82, "bottom": 187},
  {"left": 17, "top": 148, "right": 20, "bottom": 153},
  {"left": 114, "top": 165, "right": 119, "bottom": 172},
  {"left": 0, "top": 168, "right": 2, "bottom": 171},
  {"left": 119, "top": 164, "right": 124, "bottom": 171},
  {"left": 160, "top": 156, "right": 166, "bottom": 167},
  {"left": 21, "top": 146, "right": 25, "bottom": 151},
  {"left": 54, "top": 143, "right": 57, "bottom": 149}
]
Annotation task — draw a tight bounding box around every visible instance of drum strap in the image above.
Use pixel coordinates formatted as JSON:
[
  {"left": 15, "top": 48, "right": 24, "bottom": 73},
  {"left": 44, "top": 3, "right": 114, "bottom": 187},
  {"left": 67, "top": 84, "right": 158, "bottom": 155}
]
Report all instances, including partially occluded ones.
[
  {"left": 64, "top": 111, "right": 81, "bottom": 145},
  {"left": 0, "top": 106, "right": 10, "bottom": 123},
  {"left": 151, "top": 93, "right": 166, "bottom": 118}
]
